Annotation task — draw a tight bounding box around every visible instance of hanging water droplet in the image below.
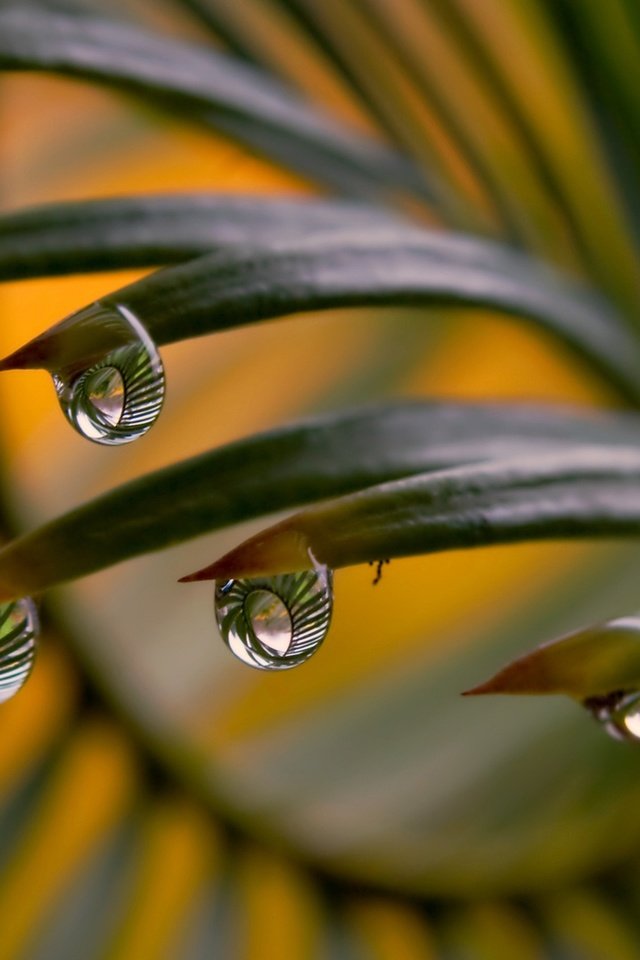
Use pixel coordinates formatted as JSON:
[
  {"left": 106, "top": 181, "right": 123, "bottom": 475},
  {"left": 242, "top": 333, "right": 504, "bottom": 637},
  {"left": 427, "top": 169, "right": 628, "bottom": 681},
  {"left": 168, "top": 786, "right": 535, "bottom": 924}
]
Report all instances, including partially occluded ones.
[
  {"left": 0, "top": 597, "right": 38, "bottom": 702},
  {"left": 584, "top": 690, "right": 640, "bottom": 743},
  {"left": 214, "top": 560, "right": 333, "bottom": 670},
  {"left": 51, "top": 302, "right": 164, "bottom": 445}
]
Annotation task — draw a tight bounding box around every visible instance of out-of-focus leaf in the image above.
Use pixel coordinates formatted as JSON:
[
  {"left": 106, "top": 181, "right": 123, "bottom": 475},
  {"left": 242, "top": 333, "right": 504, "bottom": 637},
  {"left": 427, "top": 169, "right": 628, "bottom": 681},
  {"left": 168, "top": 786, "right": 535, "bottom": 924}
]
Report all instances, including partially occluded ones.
[
  {"left": 95, "top": 798, "right": 221, "bottom": 960},
  {"left": 190, "top": 447, "right": 640, "bottom": 580},
  {"left": 0, "top": 719, "right": 138, "bottom": 959},
  {"left": 265, "top": 0, "right": 486, "bottom": 231},
  {"left": 544, "top": 0, "right": 640, "bottom": 245},
  {"left": 0, "top": 5, "right": 427, "bottom": 201},
  {"left": 345, "top": 897, "right": 439, "bottom": 960},
  {"left": 537, "top": 888, "right": 640, "bottom": 960},
  {"left": 437, "top": 902, "right": 544, "bottom": 960},
  {"left": 464, "top": 616, "right": 640, "bottom": 700},
  {"left": 0, "top": 403, "right": 640, "bottom": 597},
  {"left": 4, "top": 223, "right": 638, "bottom": 403},
  {"left": 27, "top": 819, "right": 137, "bottom": 960},
  {"left": 231, "top": 846, "right": 325, "bottom": 960},
  {"left": 427, "top": 0, "right": 640, "bottom": 318},
  {"left": 0, "top": 194, "right": 400, "bottom": 280}
]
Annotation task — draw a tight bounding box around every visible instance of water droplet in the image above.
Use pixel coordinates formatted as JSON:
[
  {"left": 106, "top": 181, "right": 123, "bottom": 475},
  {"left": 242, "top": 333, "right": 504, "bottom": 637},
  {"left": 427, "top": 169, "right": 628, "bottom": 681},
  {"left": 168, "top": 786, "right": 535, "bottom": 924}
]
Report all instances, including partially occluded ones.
[
  {"left": 214, "top": 560, "right": 333, "bottom": 670},
  {"left": 0, "top": 598, "right": 38, "bottom": 702},
  {"left": 584, "top": 690, "right": 640, "bottom": 743},
  {"left": 52, "top": 303, "right": 164, "bottom": 445}
]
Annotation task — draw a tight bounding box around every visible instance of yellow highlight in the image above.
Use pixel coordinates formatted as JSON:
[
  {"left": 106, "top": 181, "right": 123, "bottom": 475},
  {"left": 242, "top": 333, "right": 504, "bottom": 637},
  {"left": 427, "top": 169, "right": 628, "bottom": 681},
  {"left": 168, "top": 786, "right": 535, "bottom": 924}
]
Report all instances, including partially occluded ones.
[
  {"left": 0, "top": 720, "right": 138, "bottom": 960},
  {"left": 541, "top": 890, "right": 640, "bottom": 960},
  {"left": 442, "top": 902, "right": 543, "bottom": 960},
  {"left": 103, "top": 798, "right": 220, "bottom": 960},
  {"left": 347, "top": 897, "right": 438, "bottom": 960},
  {"left": 0, "top": 643, "right": 77, "bottom": 794},
  {"left": 407, "top": 309, "right": 612, "bottom": 406},
  {"left": 237, "top": 846, "right": 323, "bottom": 960}
]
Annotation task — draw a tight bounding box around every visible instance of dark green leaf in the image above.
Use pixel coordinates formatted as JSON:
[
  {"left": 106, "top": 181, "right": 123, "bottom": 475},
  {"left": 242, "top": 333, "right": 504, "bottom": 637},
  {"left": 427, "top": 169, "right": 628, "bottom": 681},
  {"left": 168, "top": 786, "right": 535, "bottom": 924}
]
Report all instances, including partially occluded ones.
[
  {"left": 0, "top": 5, "right": 427, "bottom": 200},
  {"left": 190, "top": 446, "right": 640, "bottom": 580},
  {"left": 4, "top": 217, "right": 637, "bottom": 402},
  {"left": 0, "top": 194, "right": 400, "bottom": 280},
  {"left": 109, "top": 230, "right": 640, "bottom": 406},
  {"left": 0, "top": 402, "right": 640, "bottom": 597}
]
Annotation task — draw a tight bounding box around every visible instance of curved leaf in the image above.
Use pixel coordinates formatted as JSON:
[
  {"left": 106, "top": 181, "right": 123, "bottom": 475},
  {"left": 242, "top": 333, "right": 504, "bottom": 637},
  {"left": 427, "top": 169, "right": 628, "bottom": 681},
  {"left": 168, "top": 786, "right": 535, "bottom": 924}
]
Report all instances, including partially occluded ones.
[
  {"left": 4, "top": 222, "right": 638, "bottom": 404},
  {"left": 0, "top": 402, "right": 639, "bottom": 598},
  {"left": 107, "top": 232, "right": 640, "bottom": 405},
  {"left": 0, "top": 5, "right": 426, "bottom": 200},
  {"left": 0, "top": 194, "right": 401, "bottom": 280},
  {"left": 189, "top": 447, "right": 640, "bottom": 580}
]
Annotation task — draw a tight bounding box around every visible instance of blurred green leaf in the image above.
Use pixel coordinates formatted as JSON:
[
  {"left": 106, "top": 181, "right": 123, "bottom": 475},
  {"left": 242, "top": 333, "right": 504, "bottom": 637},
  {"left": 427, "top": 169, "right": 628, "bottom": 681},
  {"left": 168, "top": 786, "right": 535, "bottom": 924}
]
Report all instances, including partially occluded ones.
[{"left": 0, "top": 4, "right": 427, "bottom": 200}]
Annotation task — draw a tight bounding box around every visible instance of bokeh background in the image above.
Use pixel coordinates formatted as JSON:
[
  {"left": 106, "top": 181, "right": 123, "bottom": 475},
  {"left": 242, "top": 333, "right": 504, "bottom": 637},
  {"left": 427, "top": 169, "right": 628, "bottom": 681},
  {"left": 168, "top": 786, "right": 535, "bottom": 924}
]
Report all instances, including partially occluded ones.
[{"left": 2, "top": 0, "right": 640, "bottom": 956}]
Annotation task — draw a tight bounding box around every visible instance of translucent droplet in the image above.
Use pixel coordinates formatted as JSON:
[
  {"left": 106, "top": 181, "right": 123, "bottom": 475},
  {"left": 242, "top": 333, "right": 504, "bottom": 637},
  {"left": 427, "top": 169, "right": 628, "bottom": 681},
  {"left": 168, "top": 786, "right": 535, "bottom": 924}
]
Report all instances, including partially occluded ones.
[
  {"left": 0, "top": 598, "right": 38, "bottom": 702},
  {"left": 52, "top": 303, "right": 164, "bottom": 445},
  {"left": 214, "top": 561, "right": 333, "bottom": 670},
  {"left": 584, "top": 690, "right": 640, "bottom": 743}
]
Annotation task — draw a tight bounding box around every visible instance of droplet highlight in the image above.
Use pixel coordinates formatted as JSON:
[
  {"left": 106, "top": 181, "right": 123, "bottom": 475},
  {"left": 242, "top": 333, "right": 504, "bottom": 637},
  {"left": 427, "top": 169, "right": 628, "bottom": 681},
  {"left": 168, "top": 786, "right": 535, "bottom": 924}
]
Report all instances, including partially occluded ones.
[
  {"left": 584, "top": 690, "right": 640, "bottom": 743},
  {"left": 214, "top": 561, "right": 333, "bottom": 670},
  {"left": 0, "top": 598, "right": 38, "bottom": 702},
  {"left": 52, "top": 303, "right": 164, "bottom": 445}
]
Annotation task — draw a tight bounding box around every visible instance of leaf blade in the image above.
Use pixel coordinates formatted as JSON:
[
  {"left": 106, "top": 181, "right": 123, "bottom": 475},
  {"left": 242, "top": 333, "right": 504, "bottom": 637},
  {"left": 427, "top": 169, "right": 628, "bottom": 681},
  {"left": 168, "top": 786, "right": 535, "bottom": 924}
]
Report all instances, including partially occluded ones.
[
  {"left": 192, "top": 447, "right": 640, "bottom": 579},
  {"left": 0, "top": 194, "right": 401, "bottom": 280},
  {"left": 0, "top": 5, "right": 426, "bottom": 201},
  {"left": 5, "top": 215, "right": 638, "bottom": 403},
  {"left": 0, "top": 402, "right": 640, "bottom": 597}
]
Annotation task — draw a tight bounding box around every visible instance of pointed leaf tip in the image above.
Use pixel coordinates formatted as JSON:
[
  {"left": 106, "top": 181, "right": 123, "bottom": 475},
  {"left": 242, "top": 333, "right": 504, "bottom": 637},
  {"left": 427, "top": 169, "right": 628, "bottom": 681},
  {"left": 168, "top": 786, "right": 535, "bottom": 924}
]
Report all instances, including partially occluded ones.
[
  {"left": 463, "top": 616, "right": 640, "bottom": 700},
  {"left": 179, "top": 526, "right": 314, "bottom": 583},
  {"left": 178, "top": 565, "right": 218, "bottom": 584},
  {"left": 460, "top": 683, "right": 498, "bottom": 697}
]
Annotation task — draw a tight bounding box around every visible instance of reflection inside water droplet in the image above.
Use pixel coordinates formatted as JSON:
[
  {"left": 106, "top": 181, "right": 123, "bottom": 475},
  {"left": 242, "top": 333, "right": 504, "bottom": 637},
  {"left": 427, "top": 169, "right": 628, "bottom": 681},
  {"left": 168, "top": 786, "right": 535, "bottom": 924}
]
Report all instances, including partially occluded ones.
[
  {"left": 243, "top": 589, "right": 293, "bottom": 655},
  {"left": 0, "top": 598, "right": 38, "bottom": 702},
  {"left": 584, "top": 690, "right": 640, "bottom": 743},
  {"left": 214, "top": 560, "right": 333, "bottom": 670},
  {"left": 84, "top": 366, "right": 125, "bottom": 425},
  {"left": 52, "top": 303, "right": 164, "bottom": 445}
]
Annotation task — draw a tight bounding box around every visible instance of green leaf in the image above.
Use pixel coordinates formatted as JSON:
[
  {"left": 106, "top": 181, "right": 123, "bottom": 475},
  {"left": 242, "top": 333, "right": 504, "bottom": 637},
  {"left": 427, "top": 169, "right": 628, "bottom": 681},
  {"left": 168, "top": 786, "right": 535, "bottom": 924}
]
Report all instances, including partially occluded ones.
[
  {"left": 0, "top": 402, "right": 640, "bottom": 597},
  {"left": 0, "top": 194, "right": 400, "bottom": 280},
  {"left": 464, "top": 616, "right": 640, "bottom": 699},
  {"left": 4, "top": 218, "right": 638, "bottom": 403},
  {"left": 113, "top": 228, "right": 640, "bottom": 405},
  {"left": 544, "top": 0, "right": 640, "bottom": 245},
  {"left": 95, "top": 230, "right": 640, "bottom": 410},
  {"left": 191, "top": 446, "right": 640, "bottom": 580},
  {"left": 0, "top": 5, "right": 426, "bottom": 201}
]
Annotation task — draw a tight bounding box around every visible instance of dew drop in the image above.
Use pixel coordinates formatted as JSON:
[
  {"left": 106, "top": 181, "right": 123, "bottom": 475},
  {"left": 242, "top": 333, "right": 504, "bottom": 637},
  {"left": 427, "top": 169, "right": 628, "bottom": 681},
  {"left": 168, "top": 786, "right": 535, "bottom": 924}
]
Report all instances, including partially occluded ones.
[
  {"left": 0, "top": 598, "right": 38, "bottom": 702},
  {"left": 52, "top": 303, "right": 164, "bottom": 445},
  {"left": 214, "top": 560, "right": 333, "bottom": 670},
  {"left": 584, "top": 690, "right": 640, "bottom": 743}
]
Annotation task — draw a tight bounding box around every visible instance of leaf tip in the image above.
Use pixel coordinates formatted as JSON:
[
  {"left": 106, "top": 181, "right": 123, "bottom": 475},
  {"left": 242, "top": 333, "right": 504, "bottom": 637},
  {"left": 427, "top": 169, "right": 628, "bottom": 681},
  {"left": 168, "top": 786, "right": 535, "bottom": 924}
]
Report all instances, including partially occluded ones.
[
  {"left": 179, "top": 526, "right": 315, "bottom": 583},
  {"left": 178, "top": 564, "right": 218, "bottom": 583}
]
